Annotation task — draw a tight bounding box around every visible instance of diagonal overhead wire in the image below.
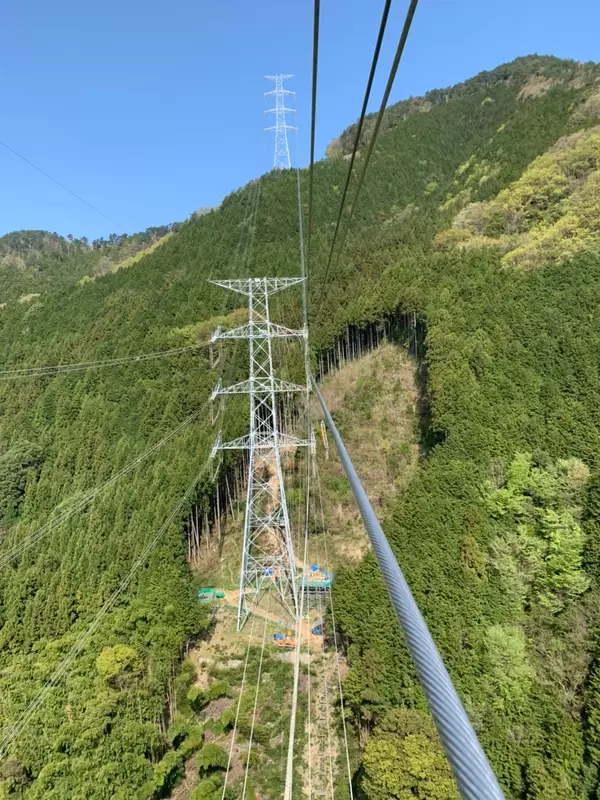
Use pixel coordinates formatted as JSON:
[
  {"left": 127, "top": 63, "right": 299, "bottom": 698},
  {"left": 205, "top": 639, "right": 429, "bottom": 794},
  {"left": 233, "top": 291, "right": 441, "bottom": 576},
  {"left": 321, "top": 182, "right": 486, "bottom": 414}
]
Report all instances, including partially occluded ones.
[
  {"left": 313, "top": 456, "right": 354, "bottom": 799},
  {"left": 0, "top": 402, "right": 209, "bottom": 571},
  {"left": 316, "top": 0, "right": 419, "bottom": 313},
  {"left": 0, "top": 182, "right": 262, "bottom": 384},
  {"left": 283, "top": 459, "right": 311, "bottom": 800},
  {"left": 221, "top": 614, "right": 257, "bottom": 799},
  {"left": 0, "top": 143, "right": 264, "bottom": 761},
  {"left": 241, "top": 617, "right": 268, "bottom": 800},
  {"left": 0, "top": 344, "right": 202, "bottom": 380},
  {"left": 0, "top": 137, "right": 125, "bottom": 231},
  {"left": 296, "top": 160, "right": 308, "bottom": 330},
  {"left": 0, "top": 461, "right": 209, "bottom": 757},
  {"left": 306, "top": 0, "right": 320, "bottom": 273},
  {"left": 320, "top": 0, "right": 394, "bottom": 295}
]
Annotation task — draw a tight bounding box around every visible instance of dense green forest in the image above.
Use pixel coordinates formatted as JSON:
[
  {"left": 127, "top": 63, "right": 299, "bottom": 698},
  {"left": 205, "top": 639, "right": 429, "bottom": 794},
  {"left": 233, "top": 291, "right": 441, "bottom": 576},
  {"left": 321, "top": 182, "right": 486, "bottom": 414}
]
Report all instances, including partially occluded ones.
[
  {"left": 3, "top": 54, "right": 600, "bottom": 797},
  {"left": 0, "top": 224, "right": 184, "bottom": 305}
]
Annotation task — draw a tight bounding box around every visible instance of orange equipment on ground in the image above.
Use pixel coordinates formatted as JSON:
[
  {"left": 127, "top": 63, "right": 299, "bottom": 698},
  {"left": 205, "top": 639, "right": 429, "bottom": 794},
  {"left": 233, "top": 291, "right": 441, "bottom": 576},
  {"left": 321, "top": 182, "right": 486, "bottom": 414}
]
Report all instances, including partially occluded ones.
[{"left": 273, "top": 632, "right": 295, "bottom": 649}]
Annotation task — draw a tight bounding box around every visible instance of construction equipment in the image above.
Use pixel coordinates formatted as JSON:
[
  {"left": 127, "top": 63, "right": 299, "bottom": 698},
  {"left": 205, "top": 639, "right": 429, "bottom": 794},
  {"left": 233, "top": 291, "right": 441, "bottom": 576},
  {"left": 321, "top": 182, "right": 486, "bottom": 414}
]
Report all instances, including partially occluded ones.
[
  {"left": 264, "top": 567, "right": 281, "bottom": 580},
  {"left": 298, "top": 563, "right": 332, "bottom": 593},
  {"left": 198, "top": 587, "right": 225, "bottom": 602},
  {"left": 273, "top": 632, "right": 295, "bottom": 649},
  {"left": 310, "top": 563, "right": 330, "bottom": 580}
]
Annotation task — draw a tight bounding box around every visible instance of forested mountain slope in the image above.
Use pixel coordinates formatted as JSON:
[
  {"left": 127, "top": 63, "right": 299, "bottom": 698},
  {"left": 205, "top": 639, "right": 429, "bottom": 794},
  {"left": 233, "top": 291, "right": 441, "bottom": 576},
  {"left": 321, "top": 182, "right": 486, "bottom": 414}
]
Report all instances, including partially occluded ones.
[
  {"left": 0, "top": 225, "right": 182, "bottom": 305},
  {"left": 2, "top": 54, "right": 600, "bottom": 798}
]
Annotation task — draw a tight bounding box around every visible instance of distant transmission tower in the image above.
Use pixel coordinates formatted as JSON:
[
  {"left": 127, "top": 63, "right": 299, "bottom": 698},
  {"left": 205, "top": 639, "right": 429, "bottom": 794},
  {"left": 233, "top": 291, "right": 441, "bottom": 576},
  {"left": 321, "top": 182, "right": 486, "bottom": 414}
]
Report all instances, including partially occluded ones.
[
  {"left": 210, "top": 278, "right": 313, "bottom": 630},
  {"left": 265, "top": 74, "right": 296, "bottom": 170}
]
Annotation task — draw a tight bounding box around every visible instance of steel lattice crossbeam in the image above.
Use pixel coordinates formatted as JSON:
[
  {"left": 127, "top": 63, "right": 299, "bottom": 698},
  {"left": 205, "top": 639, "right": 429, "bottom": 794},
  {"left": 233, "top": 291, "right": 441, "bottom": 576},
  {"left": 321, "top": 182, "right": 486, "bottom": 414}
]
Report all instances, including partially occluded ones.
[
  {"left": 210, "top": 276, "right": 308, "bottom": 630},
  {"left": 210, "top": 277, "right": 304, "bottom": 295},
  {"left": 210, "top": 377, "right": 307, "bottom": 400},
  {"left": 215, "top": 433, "right": 314, "bottom": 452},
  {"left": 210, "top": 321, "right": 307, "bottom": 343}
]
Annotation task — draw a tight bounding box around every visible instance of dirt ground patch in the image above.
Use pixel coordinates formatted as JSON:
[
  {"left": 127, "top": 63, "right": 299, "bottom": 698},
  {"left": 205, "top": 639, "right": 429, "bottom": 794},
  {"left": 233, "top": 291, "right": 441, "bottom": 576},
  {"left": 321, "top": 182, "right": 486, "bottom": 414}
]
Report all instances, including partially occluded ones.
[
  {"left": 170, "top": 755, "right": 198, "bottom": 800},
  {"left": 312, "top": 342, "right": 419, "bottom": 567},
  {"left": 202, "top": 697, "right": 234, "bottom": 719},
  {"left": 518, "top": 76, "right": 559, "bottom": 100}
]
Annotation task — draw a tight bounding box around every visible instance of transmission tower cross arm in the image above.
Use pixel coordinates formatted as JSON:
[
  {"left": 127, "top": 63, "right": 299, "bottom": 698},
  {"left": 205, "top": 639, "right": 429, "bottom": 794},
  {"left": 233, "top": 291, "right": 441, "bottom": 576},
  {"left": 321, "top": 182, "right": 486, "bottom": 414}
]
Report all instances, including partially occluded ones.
[
  {"left": 213, "top": 433, "right": 313, "bottom": 452},
  {"left": 212, "top": 321, "right": 307, "bottom": 341},
  {"left": 265, "top": 73, "right": 294, "bottom": 81},
  {"left": 265, "top": 106, "right": 296, "bottom": 114},
  {"left": 209, "top": 277, "right": 304, "bottom": 296},
  {"left": 265, "top": 125, "right": 298, "bottom": 133},
  {"left": 265, "top": 94, "right": 295, "bottom": 101},
  {"left": 213, "top": 378, "right": 307, "bottom": 396}
]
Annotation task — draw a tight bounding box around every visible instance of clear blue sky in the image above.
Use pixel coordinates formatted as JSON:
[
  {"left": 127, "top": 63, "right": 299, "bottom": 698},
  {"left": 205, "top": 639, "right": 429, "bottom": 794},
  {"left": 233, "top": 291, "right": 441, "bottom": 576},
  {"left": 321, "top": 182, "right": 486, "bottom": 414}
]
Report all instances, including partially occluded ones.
[{"left": 1, "top": 0, "right": 598, "bottom": 240}]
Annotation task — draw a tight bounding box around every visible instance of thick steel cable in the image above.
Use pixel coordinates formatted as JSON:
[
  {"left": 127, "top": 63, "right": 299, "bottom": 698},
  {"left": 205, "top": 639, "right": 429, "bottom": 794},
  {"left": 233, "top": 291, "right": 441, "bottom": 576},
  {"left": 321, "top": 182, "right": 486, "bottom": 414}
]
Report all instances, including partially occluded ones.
[
  {"left": 316, "top": 0, "right": 419, "bottom": 314},
  {"left": 320, "top": 0, "right": 393, "bottom": 297},
  {"left": 0, "top": 401, "right": 209, "bottom": 570},
  {"left": 242, "top": 617, "right": 268, "bottom": 800},
  {"left": 306, "top": 0, "right": 320, "bottom": 272},
  {"left": 0, "top": 461, "right": 209, "bottom": 756},
  {"left": 312, "top": 376, "right": 505, "bottom": 800}
]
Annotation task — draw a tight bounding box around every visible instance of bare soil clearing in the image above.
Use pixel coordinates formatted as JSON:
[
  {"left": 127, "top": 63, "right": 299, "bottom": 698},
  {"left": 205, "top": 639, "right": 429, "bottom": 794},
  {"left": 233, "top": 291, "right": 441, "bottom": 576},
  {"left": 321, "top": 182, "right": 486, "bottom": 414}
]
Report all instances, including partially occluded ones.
[{"left": 312, "top": 342, "right": 419, "bottom": 566}]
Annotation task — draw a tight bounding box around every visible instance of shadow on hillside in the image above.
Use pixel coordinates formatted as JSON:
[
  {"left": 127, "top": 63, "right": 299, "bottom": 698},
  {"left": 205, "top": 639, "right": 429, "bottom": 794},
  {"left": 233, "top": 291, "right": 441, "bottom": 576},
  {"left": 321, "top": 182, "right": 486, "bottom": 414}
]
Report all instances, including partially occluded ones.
[{"left": 315, "top": 311, "right": 445, "bottom": 456}]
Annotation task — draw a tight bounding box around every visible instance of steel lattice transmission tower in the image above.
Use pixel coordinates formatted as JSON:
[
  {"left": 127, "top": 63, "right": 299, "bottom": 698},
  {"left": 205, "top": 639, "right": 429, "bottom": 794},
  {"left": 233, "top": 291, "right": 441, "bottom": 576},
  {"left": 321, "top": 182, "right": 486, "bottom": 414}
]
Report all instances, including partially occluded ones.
[
  {"left": 210, "top": 278, "right": 313, "bottom": 630},
  {"left": 265, "top": 74, "right": 296, "bottom": 170}
]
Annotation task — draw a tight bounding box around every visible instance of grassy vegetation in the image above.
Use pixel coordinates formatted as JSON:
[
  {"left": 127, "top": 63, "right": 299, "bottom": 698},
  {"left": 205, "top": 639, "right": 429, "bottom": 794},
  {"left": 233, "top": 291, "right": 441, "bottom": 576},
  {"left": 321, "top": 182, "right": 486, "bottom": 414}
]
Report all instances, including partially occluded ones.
[
  {"left": 313, "top": 343, "right": 419, "bottom": 568},
  {"left": 80, "top": 233, "right": 175, "bottom": 284},
  {"left": 177, "top": 611, "right": 309, "bottom": 800},
  {"left": 437, "top": 124, "right": 600, "bottom": 269}
]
